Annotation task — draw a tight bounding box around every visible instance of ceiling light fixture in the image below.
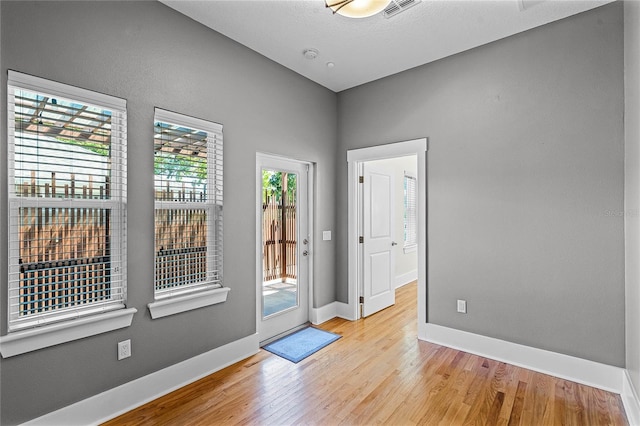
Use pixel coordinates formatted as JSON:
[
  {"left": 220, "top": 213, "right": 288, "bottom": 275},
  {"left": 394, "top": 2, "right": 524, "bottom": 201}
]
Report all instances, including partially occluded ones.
[{"left": 325, "top": 0, "right": 392, "bottom": 18}]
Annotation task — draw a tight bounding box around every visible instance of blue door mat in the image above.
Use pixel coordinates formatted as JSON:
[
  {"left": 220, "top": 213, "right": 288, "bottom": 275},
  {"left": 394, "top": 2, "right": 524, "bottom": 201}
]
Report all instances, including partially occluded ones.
[{"left": 263, "top": 327, "right": 341, "bottom": 363}]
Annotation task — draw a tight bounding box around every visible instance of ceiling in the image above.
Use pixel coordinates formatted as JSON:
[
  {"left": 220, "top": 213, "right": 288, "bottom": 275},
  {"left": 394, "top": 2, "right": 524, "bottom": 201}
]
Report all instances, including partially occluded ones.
[{"left": 160, "top": 0, "right": 613, "bottom": 92}]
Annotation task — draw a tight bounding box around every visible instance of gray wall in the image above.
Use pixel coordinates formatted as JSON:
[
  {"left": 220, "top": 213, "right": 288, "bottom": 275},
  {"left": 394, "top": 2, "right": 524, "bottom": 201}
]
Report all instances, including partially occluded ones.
[
  {"left": 0, "top": 1, "right": 630, "bottom": 424},
  {"left": 625, "top": 0, "right": 640, "bottom": 399},
  {"left": 336, "top": 3, "right": 625, "bottom": 366},
  {"left": 0, "top": 1, "right": 337, "bottom": 424}
]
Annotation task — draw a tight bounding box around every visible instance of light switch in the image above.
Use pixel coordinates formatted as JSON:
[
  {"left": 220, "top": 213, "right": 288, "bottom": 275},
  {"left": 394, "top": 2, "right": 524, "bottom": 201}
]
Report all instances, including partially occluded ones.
[{"left": 323, "top": 231, "right": 332, "bottom": 241}]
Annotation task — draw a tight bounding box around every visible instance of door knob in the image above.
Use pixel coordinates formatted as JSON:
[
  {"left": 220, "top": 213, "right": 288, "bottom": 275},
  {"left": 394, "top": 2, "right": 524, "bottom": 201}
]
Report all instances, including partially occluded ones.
[{"left": 391, "top": 241, "right": 398, "bottom": 246}]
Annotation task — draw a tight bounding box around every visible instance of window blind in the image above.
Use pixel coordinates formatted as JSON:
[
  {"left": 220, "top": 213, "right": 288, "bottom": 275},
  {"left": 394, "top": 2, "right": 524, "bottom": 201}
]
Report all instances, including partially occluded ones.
[
  {"left": 153, "top": 108, "right": 223, "bottom": 299},
  {"left": 404, "top": 173, "right": 417, "bottom": 248},
  {"left": 7, "top": 71, "right": 127, "bottom": 332}
]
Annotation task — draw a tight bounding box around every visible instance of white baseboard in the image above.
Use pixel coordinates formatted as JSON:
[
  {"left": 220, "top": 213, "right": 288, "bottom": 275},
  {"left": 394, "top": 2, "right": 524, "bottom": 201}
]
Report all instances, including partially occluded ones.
[
  {"left": 395, "top": 269, "right": 418, "bottom": 288},
  {"left": 24, "top": 333, "right": 260, "bottom": 426},
  {"left": 311, "top": 301, "right": 357, "bottom": 324},
  {"left": 336, "top": 301, "right": 356, "bottom": 321},
  {"left": 21, "top": 318, "right": 635, "bottom": 425},
  {"left": 623, "top": 370, "right": 640, "bottom": 425},
  {"left": 421, "top": 323, "right": 624, "bottom": 394},
  {"left": 311, "top": 302, "right": 338, "bottom": 325}
]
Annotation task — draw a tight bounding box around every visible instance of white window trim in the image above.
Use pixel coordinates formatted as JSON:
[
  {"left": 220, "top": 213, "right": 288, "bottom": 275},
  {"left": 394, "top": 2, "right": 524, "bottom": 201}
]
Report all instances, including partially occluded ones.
[
  {"left": 0, "top": 307, "right": 137, "bottom": 358},
  {"left": 4, "top": 71, "right": 131, "bottom": 355},
  {"left": 7, "top": 70, "right": 126, "bottom": 112},
  {"left": 148, "top": 108, "right": 228, "bottom": 319},
  {"left": 403, "top": 171, "right": 417, "bottom": 253},
  {"left": 154, "top": 108, "right": 222, "bottom": 137},
  {"left": 148, "top": 287, "right": 229, "bottom": 319}
]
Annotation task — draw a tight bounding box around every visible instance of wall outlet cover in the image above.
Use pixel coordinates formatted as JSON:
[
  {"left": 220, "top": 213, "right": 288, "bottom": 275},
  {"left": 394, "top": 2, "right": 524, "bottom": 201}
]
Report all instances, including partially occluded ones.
[{"left": 118, "top": 339, "right": 131, "bottom": 360}]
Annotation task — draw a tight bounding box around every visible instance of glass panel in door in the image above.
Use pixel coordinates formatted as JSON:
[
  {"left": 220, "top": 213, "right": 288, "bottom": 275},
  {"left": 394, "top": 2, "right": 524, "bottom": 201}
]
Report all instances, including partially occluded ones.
[{"left": 262, "top": 169, "right": 298, "bottom": 318}]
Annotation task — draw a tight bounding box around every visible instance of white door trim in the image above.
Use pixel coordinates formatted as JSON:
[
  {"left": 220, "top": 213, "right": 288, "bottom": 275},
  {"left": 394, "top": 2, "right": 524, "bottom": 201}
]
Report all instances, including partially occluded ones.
[
  {"left": 346, "top": 139, "right": 427, "bottom": 337},
  {"left": 255, "top": 153, "right": 314, "bottom": 342}
]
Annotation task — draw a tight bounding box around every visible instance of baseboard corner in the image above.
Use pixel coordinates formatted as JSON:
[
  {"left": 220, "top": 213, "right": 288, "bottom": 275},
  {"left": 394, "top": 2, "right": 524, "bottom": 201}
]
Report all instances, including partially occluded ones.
[
  {"left": 623, "top": 370, "right": 640, "bottom": 425},
  {"left": 336, "top": 301, "right": 357, "bottom": 321},
  {"left": 311, "top": 302, "right": 338, "bottom": 325}
]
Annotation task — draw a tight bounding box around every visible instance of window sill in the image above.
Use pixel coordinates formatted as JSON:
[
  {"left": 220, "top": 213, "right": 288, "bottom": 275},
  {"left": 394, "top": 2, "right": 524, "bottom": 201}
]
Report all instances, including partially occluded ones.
[
  {"left": 148, "top": 287, "right": 230, "bottom": 319},
  {"left": 0, "top": 307, "right": 137, "bottom": 358},
  {"left": 403, "top": 244, "right": 417, "bottom": 254}
]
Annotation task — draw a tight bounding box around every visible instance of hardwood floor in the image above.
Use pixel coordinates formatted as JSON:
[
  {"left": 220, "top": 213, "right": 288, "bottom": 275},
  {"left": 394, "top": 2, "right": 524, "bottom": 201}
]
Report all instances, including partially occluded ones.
[{"left": 105, "top": 282, "right": 628, "bottom": 425}]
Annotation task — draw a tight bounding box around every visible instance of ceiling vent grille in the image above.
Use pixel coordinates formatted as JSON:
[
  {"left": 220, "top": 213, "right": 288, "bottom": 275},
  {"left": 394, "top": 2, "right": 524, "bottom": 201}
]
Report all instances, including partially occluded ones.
[
  {"left": 517, "top": 0, "right": 545, "bottom": 11},
  {"left": 383, "top": 0, "right": 421, "bottom": 19}
]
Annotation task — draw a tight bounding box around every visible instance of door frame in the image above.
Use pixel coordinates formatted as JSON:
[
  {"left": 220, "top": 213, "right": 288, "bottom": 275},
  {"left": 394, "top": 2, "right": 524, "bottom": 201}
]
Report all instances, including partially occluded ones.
[
  {"left": 347, "top": 138, "right": 427, "bottom": 338},
  {"left": 255, "top": 153, "right": 314, "bottom": 342}
]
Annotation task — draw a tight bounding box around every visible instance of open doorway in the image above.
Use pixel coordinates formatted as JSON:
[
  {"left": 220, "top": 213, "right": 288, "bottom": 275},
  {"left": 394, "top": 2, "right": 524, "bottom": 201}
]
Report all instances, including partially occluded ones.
[{"left": 346, "top": 139, "right": 428, "bottom": 338}]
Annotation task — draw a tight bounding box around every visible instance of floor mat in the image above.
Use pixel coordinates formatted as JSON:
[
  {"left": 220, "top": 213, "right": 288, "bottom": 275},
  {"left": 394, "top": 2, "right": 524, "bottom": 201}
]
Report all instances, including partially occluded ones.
[{"left": 263, "top": 327, "right": 341, "bottom": 363}]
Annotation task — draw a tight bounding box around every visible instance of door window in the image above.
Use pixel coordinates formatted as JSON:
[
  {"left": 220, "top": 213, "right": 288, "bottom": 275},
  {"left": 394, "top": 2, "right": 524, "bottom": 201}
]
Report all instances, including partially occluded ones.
[{"left": 261, "top": 170, "right": 298, "bottom": 318}]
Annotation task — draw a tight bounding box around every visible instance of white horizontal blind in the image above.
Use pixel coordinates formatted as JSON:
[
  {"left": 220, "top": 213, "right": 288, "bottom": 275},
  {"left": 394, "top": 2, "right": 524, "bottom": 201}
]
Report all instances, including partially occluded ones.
[
  {"left": 7, "top": 71, "right": 127, "bottom": 332},
  {"left": 154, "top": 108, "right": 223, "bottom": 299},
  {"left": 403, "top": 173, "right": 417, "bottom": 248}
]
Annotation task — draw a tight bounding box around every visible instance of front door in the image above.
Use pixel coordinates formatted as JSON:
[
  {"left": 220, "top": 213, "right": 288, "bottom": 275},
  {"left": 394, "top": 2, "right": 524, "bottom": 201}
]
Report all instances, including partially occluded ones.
[
  {"left": 362, "top": 161, "right": 396, "bottom": 317},
  {"left": 256, "top": 155, "right": 309, "bottom": 343}
]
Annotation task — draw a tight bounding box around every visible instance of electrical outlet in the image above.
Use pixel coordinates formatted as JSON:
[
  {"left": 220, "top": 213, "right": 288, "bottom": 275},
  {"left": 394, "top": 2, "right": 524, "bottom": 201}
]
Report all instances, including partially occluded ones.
[
  {"left": 118, "top": 339, "right": 131, "bottom": 360},
  {"left": 457, "top": 299, "right": 467, "bottom": 314}
]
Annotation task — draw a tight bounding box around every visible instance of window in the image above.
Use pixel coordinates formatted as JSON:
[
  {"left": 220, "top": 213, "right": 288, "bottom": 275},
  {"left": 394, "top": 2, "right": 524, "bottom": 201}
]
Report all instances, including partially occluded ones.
[
  {"left": 7, "top": 71, "right": 129, "bottom": 334},
  {"left": 148, "top": 109, "right": 227, "bottom": 319},
  {"left": 403, "top": 172, "right": 417, "bottom": 253}
]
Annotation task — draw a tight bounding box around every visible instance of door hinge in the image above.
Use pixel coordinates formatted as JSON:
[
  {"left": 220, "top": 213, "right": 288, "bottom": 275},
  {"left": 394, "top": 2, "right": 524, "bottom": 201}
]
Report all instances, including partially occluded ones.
[
  {"left": 359, "top": 296, "right": 364, "bottom": 304},
  {"left": 359, "top": 236, "right": 364, "bottom": 243},
  {"left": 359, "top": 176, "right": 364, "bottom": 183}
]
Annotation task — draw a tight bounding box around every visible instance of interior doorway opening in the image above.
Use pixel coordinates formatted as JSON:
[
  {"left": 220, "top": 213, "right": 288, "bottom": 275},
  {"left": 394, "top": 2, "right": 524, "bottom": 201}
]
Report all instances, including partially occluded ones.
[
  {"left": 347, "top": 138, "right": 428, "bottom": 339},
  {"left": 358, "top": 155, "right": 418, "bottom": 318}
]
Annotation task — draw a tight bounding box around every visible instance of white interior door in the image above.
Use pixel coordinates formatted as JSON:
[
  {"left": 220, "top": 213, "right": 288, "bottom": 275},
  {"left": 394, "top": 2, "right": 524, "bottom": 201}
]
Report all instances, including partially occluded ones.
[
  {"left": 362, "top": 162, "right": 396, "bottom": 317},
  {"left": 256, "top": 155, "right": 309, "bottom": 343}
]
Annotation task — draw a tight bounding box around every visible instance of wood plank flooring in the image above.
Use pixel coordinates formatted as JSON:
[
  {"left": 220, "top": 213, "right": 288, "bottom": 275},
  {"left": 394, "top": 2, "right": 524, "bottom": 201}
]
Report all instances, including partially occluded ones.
[{"left": 104, "top": 282, "right": 628, "bottom": 425}]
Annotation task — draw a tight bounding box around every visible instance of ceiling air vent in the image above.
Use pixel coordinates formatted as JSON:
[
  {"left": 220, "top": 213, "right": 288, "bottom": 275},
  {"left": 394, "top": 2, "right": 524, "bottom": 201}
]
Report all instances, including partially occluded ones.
[
  {"left": 517, "top": 0, "right": 545, "bottom": 11},
  {"left": 383, "top": 0, "right": 421, "bottom": 19}
]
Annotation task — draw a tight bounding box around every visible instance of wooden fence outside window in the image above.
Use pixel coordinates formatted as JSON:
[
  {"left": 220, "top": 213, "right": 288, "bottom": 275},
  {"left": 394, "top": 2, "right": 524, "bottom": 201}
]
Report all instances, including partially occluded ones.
[
  {"left": 16, "top": 173, "right": 297, "bottom": 314},
  {"left": 15, "top": 172, "right": 112, "bottom": 316}
]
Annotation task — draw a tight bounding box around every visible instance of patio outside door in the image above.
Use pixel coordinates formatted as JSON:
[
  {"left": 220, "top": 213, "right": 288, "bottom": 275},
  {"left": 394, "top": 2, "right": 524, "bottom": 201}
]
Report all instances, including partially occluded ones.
[{"left": 256, "top": 154, "right": 309, "bottom": 344}]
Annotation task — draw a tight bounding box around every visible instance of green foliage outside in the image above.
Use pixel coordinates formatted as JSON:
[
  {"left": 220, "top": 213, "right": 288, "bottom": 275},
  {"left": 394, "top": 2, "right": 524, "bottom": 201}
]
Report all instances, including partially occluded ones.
[
  {"left": 56, "top": 137, "right": 110, "bottom": 157},
  {"left": 155, "top": 152, "right": 207, "bottom": 184},
  {"left": 262, "top": 170, "right": 296, "bottom": 202}
]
